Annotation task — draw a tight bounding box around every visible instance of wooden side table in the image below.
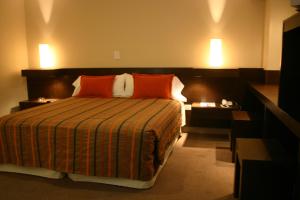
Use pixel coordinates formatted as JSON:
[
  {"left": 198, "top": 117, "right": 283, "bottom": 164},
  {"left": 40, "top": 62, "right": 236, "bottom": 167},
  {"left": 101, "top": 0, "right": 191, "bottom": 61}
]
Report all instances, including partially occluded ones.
[
  {"left": 19, "top": 98, "right": 58, "bottom": 110},
  {"left": 191, "top": 102, "right": 240, "bottom": 128},
  {"left": 231, "top": 111, "right": 262, "bottom": 162},
  {"left": 234, "top": 138, "right": 293, "bottom": 200}
]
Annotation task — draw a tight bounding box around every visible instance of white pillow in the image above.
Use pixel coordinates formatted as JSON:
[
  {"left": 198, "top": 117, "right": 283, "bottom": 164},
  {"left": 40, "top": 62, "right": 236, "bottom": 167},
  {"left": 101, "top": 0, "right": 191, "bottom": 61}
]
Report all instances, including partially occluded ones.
[
  {"left": 124, "top": 73, "right": 134, "bottom": 97},
  {"left": 172, "top": 76, "right": 187, "bottom": 102},
  {"left": 113, "top": 74, "right": 126, "bottom": 97},
  {"left": 71, "top": 74, "right": 127, "bottom": 97},
  {"left": 72, "top": 76, "right": 81, "bottom": 96},
  {"left": 124, "top": 74, "right": 187, "bottom": 102}
]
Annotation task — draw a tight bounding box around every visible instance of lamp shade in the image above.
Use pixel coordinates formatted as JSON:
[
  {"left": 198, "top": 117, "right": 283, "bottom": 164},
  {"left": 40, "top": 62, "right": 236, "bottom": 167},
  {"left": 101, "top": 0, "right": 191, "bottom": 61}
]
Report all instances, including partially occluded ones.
[
  {"left": 39, "top": 44, "right": 55, "bottom": 68},
  {"left": 209, "top": 39, "right": 223, "bottom": 67}
]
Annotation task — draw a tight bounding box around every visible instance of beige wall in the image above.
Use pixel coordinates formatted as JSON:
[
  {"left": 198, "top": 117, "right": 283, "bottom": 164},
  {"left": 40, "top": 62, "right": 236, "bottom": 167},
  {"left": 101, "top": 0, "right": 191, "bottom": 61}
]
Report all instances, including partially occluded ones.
[
  {"left": 0, "top": 0, "right": 28, "bottom": 116},
  {"left": 24, "top": 0, "right": 265, "bottom": 69},
  {"left": 263, "top": 0, "right": 296, "bottom": 70},
  {"left": 0, "top": 0, "right": 294, "bottom": 116}
]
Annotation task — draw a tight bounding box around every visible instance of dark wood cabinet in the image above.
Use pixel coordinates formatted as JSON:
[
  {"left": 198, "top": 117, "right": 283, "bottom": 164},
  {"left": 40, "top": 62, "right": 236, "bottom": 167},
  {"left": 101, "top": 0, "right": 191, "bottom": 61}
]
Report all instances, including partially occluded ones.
[
  {"left": 231, "top": 111, "right": 262, "bottom": 162},
  {"left": 243, "top": 83, "right": 300, "bottom": 199},
  {"left": 234, "top": 138, "right": 293, "bottom": 200},
  {"left": 19, "top": 99, "right": 58, "bottom": 110},
  {"left": 190, "top": 102, "right": 240, "bottom": 128}
]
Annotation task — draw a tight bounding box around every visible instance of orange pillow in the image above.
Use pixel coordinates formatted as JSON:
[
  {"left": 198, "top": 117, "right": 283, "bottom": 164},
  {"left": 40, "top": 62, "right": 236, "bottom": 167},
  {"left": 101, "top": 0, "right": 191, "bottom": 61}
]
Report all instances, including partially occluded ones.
[
  {"left": 132, "top": 74, "right": 174, "bottom": 99},
  {"left": 77, "top": 75, "right": 115, "bottom": 97}
]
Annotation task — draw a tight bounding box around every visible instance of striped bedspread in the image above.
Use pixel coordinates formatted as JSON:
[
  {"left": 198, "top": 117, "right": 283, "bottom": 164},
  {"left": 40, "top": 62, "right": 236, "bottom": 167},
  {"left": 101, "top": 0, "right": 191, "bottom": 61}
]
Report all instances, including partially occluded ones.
[{"left": 0, "top": 98, "right": 181, "bottom": 181}]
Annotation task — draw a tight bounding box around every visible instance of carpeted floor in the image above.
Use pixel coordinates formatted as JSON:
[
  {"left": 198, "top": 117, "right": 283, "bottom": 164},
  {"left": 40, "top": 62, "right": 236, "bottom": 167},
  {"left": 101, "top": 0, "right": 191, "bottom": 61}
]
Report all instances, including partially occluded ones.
[{"left": 0, "top": 129, "right": 235, "bottom": 200}]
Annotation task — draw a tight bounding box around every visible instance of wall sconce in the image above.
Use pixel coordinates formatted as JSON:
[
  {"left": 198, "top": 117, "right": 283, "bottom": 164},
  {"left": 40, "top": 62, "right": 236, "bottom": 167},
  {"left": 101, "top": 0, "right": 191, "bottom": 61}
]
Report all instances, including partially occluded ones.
[
  {"left": 209, "top": 38, "right": 223, "bottom": 67},
  {"left": 39, "top": 44, "right": 55, "bottom": 69}
]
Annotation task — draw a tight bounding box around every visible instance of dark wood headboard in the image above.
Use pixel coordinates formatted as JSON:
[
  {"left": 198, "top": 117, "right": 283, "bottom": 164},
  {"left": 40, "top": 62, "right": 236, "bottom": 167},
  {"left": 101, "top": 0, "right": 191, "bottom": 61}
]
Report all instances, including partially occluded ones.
[{"left": 21, "top": 67, "right": 268, "bottom": 105}]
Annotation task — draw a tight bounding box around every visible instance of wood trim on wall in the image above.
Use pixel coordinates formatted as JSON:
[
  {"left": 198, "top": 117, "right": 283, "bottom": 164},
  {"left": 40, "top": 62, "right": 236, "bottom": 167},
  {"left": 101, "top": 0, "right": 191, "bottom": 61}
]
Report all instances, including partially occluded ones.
[
  {"left": 265, "top": 70, "right": 281, "bottom": 84},
  {"left": 21, "top": 68, "right": 273, "bottom": 105},
  {"left": 21, "top": 68, "right": 241, "bottom": 78}
]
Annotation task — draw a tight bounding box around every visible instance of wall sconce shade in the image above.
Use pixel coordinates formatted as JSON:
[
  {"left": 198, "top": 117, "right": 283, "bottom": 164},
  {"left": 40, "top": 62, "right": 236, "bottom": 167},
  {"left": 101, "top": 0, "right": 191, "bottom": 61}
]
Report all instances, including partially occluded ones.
[
  {"left": 39, "top": 44, "right": 55, "bottom": 69},
  {"left": 209, "top": 39, "right": 223, "bottom": 67}
]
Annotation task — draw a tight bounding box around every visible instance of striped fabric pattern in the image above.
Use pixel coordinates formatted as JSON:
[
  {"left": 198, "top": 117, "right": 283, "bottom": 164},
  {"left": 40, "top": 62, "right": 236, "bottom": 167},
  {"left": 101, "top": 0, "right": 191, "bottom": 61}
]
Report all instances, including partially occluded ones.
[{"left": 0, "top": 97, "right": 181, "bottom": 181}]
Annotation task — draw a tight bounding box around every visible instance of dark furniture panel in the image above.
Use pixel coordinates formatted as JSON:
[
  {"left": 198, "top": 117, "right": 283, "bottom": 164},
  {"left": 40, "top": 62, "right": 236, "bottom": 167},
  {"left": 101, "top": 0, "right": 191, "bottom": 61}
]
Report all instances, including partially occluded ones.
[
  {"left": 279, "top": 13, "right": 300, "bottom": 124},
  {"left": 234, "top": 138, "right": 293, "bottom": 200},
  {"left": 244, "top": 83, "right": 300, "bottom": 199},
  {"left": 231, "top": 111, "right": 262, "bottom": 162},
  {"left": 19, "top": 99, "right": 57, "bottom": 110},
  {"left": 22, "top": 68, "right": 268, "bottom": 105},
  {"left": 191, "top": 102, "right": 240, "bottom": 128}
]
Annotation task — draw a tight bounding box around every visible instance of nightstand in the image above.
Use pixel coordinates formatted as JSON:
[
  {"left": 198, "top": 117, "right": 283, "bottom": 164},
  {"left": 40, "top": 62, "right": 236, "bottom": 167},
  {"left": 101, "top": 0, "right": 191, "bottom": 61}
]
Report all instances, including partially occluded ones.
[
  {"left": 19, "top": 98, "right": 58, "bottom": 110},
  {"left": 190, "top": 102, "right": 240, "bottom": 128}
]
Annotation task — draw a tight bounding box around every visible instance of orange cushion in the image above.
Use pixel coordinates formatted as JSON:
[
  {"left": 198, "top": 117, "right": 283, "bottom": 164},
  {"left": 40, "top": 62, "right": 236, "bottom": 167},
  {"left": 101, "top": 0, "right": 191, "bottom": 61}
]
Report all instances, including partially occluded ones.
[
  {"left": 132, "top": 74, "right": 174, "bottom": 99},
  {"left": 77, "top": 75, "right": 115, "bottom": 97}
]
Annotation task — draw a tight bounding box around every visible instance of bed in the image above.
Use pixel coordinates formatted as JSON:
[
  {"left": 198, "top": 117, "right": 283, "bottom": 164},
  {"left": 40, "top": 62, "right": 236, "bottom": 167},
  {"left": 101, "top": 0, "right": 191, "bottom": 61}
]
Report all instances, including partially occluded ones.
[{"left": 0, "top": 97, "right": 182, "bottom": 188}]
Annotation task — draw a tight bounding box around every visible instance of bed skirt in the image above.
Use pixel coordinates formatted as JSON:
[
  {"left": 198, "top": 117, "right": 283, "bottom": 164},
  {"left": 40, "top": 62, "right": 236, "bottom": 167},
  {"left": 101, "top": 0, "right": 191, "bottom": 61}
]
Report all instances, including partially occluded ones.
[
  {"left": 68, "top": 133, "right": 180, "bottom": 189},
  {"left": 0, "top": 133, "right": 180, "bottom": 188}
]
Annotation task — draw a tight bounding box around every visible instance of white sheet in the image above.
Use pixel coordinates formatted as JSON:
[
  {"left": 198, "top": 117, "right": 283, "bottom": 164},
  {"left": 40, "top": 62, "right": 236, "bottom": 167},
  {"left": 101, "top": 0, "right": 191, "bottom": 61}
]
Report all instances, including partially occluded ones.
[
  {"left": 0, "top": 164, "right": 64, "bottom": 179},
  {"left": 179, "top": 101, "right": 186, "bottom": 127}
]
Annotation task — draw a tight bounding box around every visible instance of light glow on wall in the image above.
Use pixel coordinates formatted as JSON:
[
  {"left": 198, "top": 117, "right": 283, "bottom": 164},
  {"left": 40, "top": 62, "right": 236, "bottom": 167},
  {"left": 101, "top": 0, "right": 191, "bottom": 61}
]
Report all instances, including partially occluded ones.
[
  {"left": 209, "top": 39, "right": 223, "bottom": 67},
  {"left": 39, "top": 44, "right": 55, "bottom": 69},
  {"left": 208, "top": 0, "right": 227, "bottom": 23},
  {"left": 38, "top": 0, "right": 54, "bottom": 24}
]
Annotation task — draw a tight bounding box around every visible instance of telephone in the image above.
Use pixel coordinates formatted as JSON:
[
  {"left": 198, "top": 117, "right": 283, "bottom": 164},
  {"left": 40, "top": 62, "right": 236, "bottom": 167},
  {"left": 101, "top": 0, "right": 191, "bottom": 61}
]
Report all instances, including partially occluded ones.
[{"left": 221, "top": 99, "right": 233, "bottom": 107}]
